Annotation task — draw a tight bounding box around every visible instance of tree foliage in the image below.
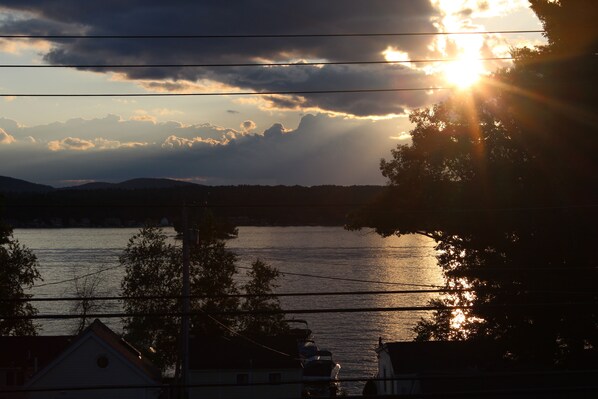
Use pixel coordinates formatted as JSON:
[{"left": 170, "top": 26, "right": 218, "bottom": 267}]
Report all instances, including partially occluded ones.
[
  {"left": 240, "top": 259, "right": 287, "bottom": 335},
  {"left": 0, "top": 224, "right": 41, "bottom": 335},
  {"left": 121, "top": 227, "right": 184, "bottom": 369},
  {"left": 351, "top": 0, "right": 597, "bottom": 365},
  {"left": 120, "top": 225, "right": 286, "bottom": 369}
]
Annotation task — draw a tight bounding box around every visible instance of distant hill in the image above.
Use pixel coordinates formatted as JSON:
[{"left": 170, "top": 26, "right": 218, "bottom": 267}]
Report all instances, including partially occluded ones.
[
  {"left": 0, "top": 176, "right": 54, "bottom": 193},
  {"left": 63, "top": 182, "right": 116, "bottom": 190},
  {"left": 64, "top": 178, "right": 198, "bottom": 190}
]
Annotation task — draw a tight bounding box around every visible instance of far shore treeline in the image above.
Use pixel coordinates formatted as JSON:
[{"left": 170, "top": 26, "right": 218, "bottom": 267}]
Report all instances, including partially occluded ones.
[{"left": 0, "top": 179, "right": 384, "bottom": 227}]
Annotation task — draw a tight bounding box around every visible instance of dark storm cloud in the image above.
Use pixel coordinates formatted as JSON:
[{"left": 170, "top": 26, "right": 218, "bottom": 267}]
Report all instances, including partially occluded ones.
[{"left": 0, "top": 0, "right": 441, "bottom": 116}]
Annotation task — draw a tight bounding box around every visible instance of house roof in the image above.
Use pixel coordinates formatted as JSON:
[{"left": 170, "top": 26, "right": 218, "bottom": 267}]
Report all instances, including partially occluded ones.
[
  {"left": 25, "top": 319, "right": 161, "bottom": 386},
  {"left": 0, "top": 336, "right": 72, "bottom": 370},
  {"left": 84, "top": 319, "right": 161, "bottom": 381},
  {"left": 378, "top": 341, "right": 598, "bottom": 396},
  {"left": 189, "top": 335, "right": 302, "bottom": 370},
  {"left": 380, "top": 341, "right": 505, "bottom": 374}
]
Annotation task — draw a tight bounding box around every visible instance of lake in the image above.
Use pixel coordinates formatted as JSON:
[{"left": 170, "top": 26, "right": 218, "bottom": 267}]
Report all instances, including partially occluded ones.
[{"left": 14, "top": 226, "right": 444, "bottom": 394}]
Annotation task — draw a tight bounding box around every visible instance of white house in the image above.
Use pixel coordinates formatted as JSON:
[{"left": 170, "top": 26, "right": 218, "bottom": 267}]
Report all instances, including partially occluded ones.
[
  {"left": 375, "top": 339, "right": 508, "bottom": 396},
  {"left": 188, "top": 335, "right": 303, "bottom": 399},
  {"left": 373, "top": 339, "right": 597, "bottom": 397},
  {"left": 25, "top": 319, "right": 161, "bottom": 399}
]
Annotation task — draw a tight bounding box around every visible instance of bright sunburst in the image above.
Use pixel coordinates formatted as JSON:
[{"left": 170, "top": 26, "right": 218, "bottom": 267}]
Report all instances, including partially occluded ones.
[{"left": 444, "top": 57, "right": 484, "bottom": 89}]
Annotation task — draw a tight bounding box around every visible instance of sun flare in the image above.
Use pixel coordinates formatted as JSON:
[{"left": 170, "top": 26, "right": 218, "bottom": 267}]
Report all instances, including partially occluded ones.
[{"left": 444, "top": 58, "right": 484, "bottom": 89}]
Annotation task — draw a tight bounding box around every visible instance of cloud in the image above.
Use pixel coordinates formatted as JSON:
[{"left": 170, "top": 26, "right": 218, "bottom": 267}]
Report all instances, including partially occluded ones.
[
  {"left": 161, "top": 135, "right": 223, "bottom": 149},
  {"left": 47, "top": 136, "right": 147, "bottom": 151},
  {"left": 0, "top": 37, "right": 52, "bottom": 54},
  {"left": 130, "top": 114, "right": 157, "bottom": 123},
  {"left": 0, "top": 1, "right": 443, "bottom": 116},
  {"left": 241, "top": 120, "right": 256, "bottom": 133},
  {"left": 0, "top": 113, "right": 407, "bottom": 186},
  {"left": 390, "top": 132, "right": 411, "bottom": 141},
  {"left": 48, "top": 137, "right": 95, "bottom": 151},
  {"left": 2, "top": 114, "right": 247, "bottom": 144},
  {"left": 0, "top": 128, "right": 16, "bottom": 144}
]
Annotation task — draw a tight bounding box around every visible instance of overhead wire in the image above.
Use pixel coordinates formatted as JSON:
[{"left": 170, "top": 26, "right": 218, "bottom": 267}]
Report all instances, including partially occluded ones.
[
  {"left": 1, "top": 369, "right": 595, "bottom": 395},
  {"left": 0, "top": 87, "right": 450, "bottom": 97},
  {"left": 6, "top": 287, "right": 594, "bottom": 304},
  {"left": 237, "top": 265, "right": 442, "bottom": 288},
  {"left": 27, "top": 261, "right": 447, "bottom": 290},
  {"left": 198, "top": 308, "right": 293, "bottom": 358},
  {"left": 33, "top": 263, "right": 123, "bottom": 288},
  {"left": 5, "top": 202, "right": 597, "bottom": 211},
  {"left": 0, "top": 56, "right": 515, "bottom": 69},
  {"left": 1, "top": 289, "right": 463, "bottom": 303},
  {"left": 0, "top": 30, "right": 545, "bottom": 39},
  {"left": 1, "top": 302, "right": 595, "bottom": 320},
  {"left": 1, "top": 25, "right": 591, "bottom": 396},
  {"left": 0, "top": 32, "right": 534, "bottom": 98}
]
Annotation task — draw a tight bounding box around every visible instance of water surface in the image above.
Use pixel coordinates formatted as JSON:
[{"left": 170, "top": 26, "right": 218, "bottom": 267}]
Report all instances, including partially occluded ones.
[{"left": 14, "top": 226, "right": 443, "bottom": 393}]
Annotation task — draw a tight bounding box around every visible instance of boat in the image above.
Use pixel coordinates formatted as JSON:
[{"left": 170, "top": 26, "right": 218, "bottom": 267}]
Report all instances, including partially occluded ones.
[{"left": 284, "top": 319, "right": 341, "bottom": 397}]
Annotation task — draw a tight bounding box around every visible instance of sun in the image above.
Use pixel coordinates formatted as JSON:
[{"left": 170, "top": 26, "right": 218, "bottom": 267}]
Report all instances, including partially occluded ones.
[{"left": 444, "top": 57, "right": 484, "bottom": 89}]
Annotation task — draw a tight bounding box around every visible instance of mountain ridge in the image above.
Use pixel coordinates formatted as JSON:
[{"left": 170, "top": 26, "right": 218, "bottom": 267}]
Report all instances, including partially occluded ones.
[
  {"left": 62, "top": 178, "right": 199, "bottom": 191},
  {"left": 0, "top": 176, "right": 199, "bottom": 192},
  {"left": 0, "top": 176, "right": 54, "bottom": 193}
]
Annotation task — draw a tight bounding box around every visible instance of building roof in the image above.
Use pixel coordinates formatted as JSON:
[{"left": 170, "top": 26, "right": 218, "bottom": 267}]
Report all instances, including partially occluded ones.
[
  {"left": 378, "top": 341, "right": 598, "bottom": 397},
  {"left": 25, "top": 319, "right": 161, "bottom": 386},
  {"left": 189, "top": 335, "right": 302, "bottom": 370},
  {"left": 381, "top": 340, "right": 505, "bottom": 374},
  {"left": 0, "top": 336, "right": 72, "bottom": 370},
  {"left": 85, "top": 319, "right": 161, "bottom": 380}
]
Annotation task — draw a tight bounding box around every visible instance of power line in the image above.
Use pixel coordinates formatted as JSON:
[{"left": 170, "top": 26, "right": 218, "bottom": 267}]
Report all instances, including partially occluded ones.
[
  {"left": 0, "top": 56, "right": 514, "bottom": 69},
  {"left": 2, "top": 289, "right": 461, "bottom": 303},
  {"left": 0, "top": 30, "right": 545, "bottom": 40},
  {"left": 7, "top": 287, "right": 594, "bottom": 304},
  {"left": 237, "top": 265, "right": 442, "bottom": 288},
  {"left": 33, "top": 264, "right": 123, "bottom": 288},
  {"left": 5, "top": 202, "right": 597, "bottom": 211},
  {"left": 200, "top": 309, "right": 293, "bottom": 358},
  {"left": 28, "top": 262, "right": 445, "bottom": 290},
  {"left": 2, "top": 302, "right": 595, "bottom": 320},
  {"left": 0, "top": 87, "right": 450, "bottom": 97},
  {"left": 0, "top": 371, "right": 595, "bottom": 394},
  {"left": 27, "top": 258, "right": 595, "bottom": 292}
]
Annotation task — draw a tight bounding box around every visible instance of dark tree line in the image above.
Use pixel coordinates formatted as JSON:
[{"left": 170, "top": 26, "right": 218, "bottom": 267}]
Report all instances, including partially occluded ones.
[
  {"left": 2, "top": 185, "right": 383, "bottom": 227},
  {"left": 351, "top": 0, "right": 597, "bottom": 366}
]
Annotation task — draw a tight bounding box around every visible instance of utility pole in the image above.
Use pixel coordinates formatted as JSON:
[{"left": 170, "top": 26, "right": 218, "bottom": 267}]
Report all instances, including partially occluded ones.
[{"left": 180, "top": 204, "right": 190, "bottom": 399}]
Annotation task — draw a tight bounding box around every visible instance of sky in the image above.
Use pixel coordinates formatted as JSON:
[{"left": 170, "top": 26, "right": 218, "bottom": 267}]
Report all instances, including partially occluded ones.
[{"left": 0, "top": 0, "right": 545, "bottom": 187}]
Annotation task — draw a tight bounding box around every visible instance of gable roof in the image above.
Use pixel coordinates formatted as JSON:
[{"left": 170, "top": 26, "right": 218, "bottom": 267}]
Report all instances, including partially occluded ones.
[
  {"left": 26, "top": 319, "right": 160, "bottom": 385},
  {"left": 189, "top": 335, "right": 302, "bottom": 370},
  {"left": 85, "top": 319, "right": 161, "bottom": 380}
]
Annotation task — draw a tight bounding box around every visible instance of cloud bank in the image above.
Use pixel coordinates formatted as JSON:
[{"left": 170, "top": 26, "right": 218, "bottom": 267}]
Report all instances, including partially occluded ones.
[{"left": 0, "top": 113, "right": 402, "bottom": 186}]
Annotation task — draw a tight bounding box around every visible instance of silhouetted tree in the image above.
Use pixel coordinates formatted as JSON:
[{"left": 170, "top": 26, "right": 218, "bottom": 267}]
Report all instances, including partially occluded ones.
[
  {"left": 0, "top": 222, "right": 41, "bottom": 335},
  {"left": 120, "top": 226, "right": 286, "bottom": 369},
  {"left": 70, "top": 268, "right": 105, "bottom": 335},
  {"left": 120, "top": 227, "right": 183, "bottom": 369},
  {"left": 240, "top": 259, "right": 288, "bottom": 335},
  {"left": 351, "top": 0, "right": 597, "bottom": 365}
]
